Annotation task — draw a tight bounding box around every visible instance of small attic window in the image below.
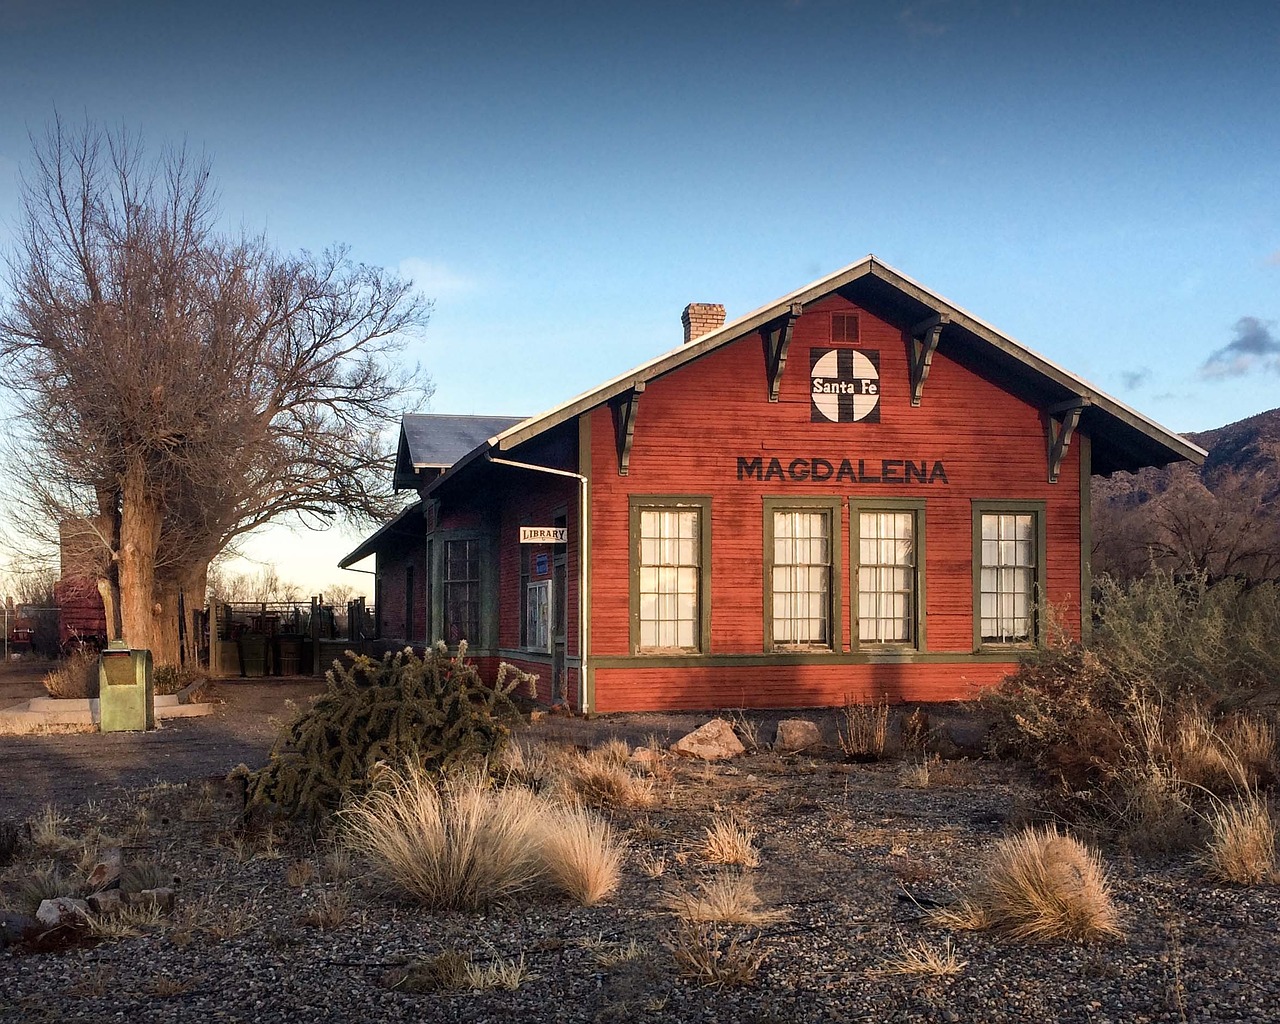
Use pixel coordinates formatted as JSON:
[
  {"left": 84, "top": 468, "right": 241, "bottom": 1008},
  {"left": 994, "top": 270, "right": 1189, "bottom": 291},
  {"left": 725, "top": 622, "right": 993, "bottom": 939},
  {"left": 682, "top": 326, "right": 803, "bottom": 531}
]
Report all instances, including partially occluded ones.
[{"left": 831, "top": 313, "right": 860, "bottom": 344}]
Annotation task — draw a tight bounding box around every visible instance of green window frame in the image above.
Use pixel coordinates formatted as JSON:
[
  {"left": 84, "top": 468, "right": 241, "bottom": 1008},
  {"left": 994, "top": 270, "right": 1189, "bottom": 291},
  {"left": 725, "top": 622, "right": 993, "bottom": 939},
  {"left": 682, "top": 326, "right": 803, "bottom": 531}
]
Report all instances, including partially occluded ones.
[
  {"left": 444, "top": 537, "right": 481, "bottom": 645},
  {"left": 629, "top": 496, "right": 712, "bottom": 655},
  {"left": 972, "top": 500, "right": 1047, "bottom": 649},
  {"left": 763, "top": 497, "right": 843, "bottom": 653},
  {"left": 850, "top": 498, "right": 926, "bottom": 652}
]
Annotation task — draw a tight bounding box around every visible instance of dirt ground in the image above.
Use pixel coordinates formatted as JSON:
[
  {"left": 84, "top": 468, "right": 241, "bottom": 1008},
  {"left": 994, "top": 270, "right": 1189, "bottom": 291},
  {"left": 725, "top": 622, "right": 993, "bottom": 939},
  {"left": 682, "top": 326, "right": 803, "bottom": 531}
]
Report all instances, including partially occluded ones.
[
  {"left": 0, "top": 661, "right": 986, "bottom": 820},
  {"left": 0, "top": 673, "right": 326, "bottom": 818}
]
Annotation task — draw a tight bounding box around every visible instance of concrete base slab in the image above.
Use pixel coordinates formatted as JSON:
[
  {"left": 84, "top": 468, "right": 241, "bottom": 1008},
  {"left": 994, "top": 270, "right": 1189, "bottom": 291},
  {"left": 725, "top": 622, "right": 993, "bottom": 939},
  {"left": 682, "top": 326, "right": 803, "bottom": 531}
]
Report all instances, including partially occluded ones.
[{"left": 0, "top": 696, "right": 214, "bottom": 729}]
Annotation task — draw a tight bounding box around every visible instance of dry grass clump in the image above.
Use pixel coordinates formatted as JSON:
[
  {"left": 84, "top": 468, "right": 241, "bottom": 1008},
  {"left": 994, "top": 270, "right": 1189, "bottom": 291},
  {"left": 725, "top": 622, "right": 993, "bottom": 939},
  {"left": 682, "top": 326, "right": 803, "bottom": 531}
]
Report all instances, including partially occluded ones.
[
  {"left": 871, "top": 936, "right": 966, "bottom": 978},
  {"left": 341, "top": 768, "right": 545, "bottom": 911},
  {"left": 85, "top": 901, "right": 166, "bottom": 939},
  {"left": 42, "top": 651, "right": 100, "bottom": 699},
  {"left": 899, "top": 760, "right": 933, "bottom": 789},
  {"left": 839, "top": 697, "right": 889, "bottom": 760},
  {"left": 393, "top": 950, "right": 530, "bottom": 992},
  {"left": 558, "top": 749, "right": 658, "bottom": 810},
  {"left": 29, "top": 805, "right": 78, "bottom": 854},
  {"left": 284, "top": 860, "right": 317, "bottom": 887},
  {"left": 341, "top": 765, "right": 626, "bottom": 910},
  {"left": 930, "top": 825, "right": 1123, "bottom": 942},
  {"left": 298, "top": 889, "right": 352, "bottom": 929},
  {"left": 701, "top": 815, "right": 760, "bottom": 868},
  {"left": 637, "top": 849, "right": 668, "bottom": 878},
  {"left": 1200, "top": 794, "right": 1276, "bottom": 884},
  {"left": 667, "top": 921, "right": 767, "bottom": 987},
  {"left": 537, "top": 804, "right": 625, "bottom": 906},
  {"left": 664, "top": 872, "right": 786, "bottom": 926},
  {"left": 13, "top": 864, "right": 81, "bottom": 914}
]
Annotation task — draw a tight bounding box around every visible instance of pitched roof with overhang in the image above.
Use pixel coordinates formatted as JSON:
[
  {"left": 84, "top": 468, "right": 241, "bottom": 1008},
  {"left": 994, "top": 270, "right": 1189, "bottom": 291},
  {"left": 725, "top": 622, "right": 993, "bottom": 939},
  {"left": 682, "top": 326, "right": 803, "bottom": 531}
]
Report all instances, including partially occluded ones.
[
  {"left": 393, "top": 413, "right": 527, "bottom": 488},
  {"left": 338, "top": 501, "right": 423, "bottom": 568},
  {"left": 422, "top": 256, "right": 1205, "bottom": 496}
]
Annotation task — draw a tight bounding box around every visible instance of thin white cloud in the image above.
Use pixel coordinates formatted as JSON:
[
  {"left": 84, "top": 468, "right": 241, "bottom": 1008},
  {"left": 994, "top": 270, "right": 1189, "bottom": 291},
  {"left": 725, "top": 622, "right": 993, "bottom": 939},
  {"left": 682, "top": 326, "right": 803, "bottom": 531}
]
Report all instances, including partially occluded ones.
[{"left": 397, "top": 258, "right": 479, "bottom": 298}]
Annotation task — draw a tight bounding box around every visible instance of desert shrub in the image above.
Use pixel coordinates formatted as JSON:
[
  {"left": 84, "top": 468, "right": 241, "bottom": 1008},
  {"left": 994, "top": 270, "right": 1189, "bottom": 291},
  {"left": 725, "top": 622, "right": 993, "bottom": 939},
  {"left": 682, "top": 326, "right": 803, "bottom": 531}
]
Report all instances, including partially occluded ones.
[
  {"left": 664, "top": 873, "right": 785, "bottom": 926},
  {"left": 985, "top": 573, "right": 1280, "bottom": 841},
  {"left": 839, "top": 697, "right": 889, "bottom": 760},
  {"left": 152, "top": 664, "right": 208, "bottom": 696},
  {"left": 872, "top": 936, "right": 966, "bottom": 978},
  {"left": 1200, "top": 795, "right": 1276, "bottom": 884},
  {"left": 43, "top": 651, "right": 99, "bottom": 699},
  {"left": 242, "top": 644, "right": 522, "bottom": 820},
  {"left": 931, "top": 825, "right": 1122, "bottom": 943}
]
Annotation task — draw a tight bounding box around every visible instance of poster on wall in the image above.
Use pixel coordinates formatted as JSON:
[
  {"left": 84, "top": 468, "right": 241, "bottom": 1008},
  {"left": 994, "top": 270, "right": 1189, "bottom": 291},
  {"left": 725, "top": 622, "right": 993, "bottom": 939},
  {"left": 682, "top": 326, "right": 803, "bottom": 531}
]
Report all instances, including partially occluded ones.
[{"left": 810, "top": 348, "right": 880, "bottom": 423}]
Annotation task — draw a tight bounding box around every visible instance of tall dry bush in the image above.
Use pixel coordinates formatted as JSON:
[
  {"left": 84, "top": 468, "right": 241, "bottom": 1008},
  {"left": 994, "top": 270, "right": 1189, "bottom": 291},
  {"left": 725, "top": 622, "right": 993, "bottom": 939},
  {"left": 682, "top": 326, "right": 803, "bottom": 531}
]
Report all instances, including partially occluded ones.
[
  {"left": 985, "top": 572, "right": 1280, "bottom": 846},
  {"left": 839, "top": 697, "right": 889, "bottom": 760},
  {"left": 42, "top": 651, "right": 100, "bottom": 699}
]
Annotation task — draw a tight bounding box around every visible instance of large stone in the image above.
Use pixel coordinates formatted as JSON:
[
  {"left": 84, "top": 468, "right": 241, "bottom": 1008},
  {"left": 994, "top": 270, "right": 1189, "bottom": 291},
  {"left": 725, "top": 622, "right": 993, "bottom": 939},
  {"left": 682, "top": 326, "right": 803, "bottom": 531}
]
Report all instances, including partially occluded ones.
[
  {"left": 774, "top": 718, "right": 822, "bottom": 752},
  {"left": 36, "top": 897, "right": 90, "bottom": 929},
  {"left": 670, "top": 719, "right": 745, "bottom": 761},
  {"left": 86, "top": 847, "right": 123, "bottom": 891},
  {"left": 88, "top": 889, "right": 124, "bottom": 916}
]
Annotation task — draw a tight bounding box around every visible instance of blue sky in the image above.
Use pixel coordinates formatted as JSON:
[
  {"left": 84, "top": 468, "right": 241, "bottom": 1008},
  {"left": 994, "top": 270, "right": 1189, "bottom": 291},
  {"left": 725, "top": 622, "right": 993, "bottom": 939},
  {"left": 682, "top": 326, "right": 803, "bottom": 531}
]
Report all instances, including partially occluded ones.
[{"left": 2, "top": 0, "right": 1278, "bottom": 591}]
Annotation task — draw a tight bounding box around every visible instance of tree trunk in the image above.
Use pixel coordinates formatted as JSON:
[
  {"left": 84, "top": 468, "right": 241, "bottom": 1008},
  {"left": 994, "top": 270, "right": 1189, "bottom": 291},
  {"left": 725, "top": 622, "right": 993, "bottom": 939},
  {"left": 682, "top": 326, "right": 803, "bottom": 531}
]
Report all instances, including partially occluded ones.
[
  {"left": 151, "top": 581, "right": 182, "bottom": 668},
  {"left": 180, "top": 561, "right": 209, "bottom": 667},
  {"left": 118, "top": 463, "right": 161, "bottom": 652},
  {"left": 96, "top": 577, "right": 122, "bottom": 643}
]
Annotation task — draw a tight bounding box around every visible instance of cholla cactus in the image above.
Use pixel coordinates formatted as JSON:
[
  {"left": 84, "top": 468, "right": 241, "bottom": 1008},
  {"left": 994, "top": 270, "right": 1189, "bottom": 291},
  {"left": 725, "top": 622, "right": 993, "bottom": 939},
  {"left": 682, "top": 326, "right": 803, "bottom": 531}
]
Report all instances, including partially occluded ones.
[{"left": 243, "top": 645, "right": 522, "bottom": 821}]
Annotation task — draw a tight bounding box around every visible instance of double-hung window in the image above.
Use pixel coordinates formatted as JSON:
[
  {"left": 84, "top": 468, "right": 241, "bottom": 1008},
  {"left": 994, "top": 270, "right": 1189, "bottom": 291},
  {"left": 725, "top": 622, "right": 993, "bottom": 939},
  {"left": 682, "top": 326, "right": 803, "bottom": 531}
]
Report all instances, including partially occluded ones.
[
  {"left": 765, "top": 499, "right": 841, "bottom": 651},
  {"left": 973, "top": 502, "right": 1044, "bottom": 646},
  {"left": 853, "top": 500, "right": 924, "bottom": 649},
  {"left": 630, "top": 498, "right": 711, "bottom": 654},
  {"left": 443, "top": 538, "right": 480, "bottom": 644}
]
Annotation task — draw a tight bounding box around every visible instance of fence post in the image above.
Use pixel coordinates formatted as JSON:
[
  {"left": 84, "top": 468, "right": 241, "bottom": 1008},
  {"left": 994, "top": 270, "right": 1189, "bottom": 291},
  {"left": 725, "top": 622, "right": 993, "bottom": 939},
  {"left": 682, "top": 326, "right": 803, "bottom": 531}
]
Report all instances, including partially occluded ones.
[{"left": 310, "top": 595, "right": 320, "bottom": 677}]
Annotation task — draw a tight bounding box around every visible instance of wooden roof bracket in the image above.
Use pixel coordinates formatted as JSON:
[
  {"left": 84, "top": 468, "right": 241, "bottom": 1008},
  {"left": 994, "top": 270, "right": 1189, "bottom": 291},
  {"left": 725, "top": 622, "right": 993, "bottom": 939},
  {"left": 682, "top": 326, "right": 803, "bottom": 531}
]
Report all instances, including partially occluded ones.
[
  {"left": 909, "top": 313, "right": 948, "bottom": 406},
  {"left": 610, "top": 381, "right": 645, "bottom": 476},
  {"left": 763, "top": 303, "right": 804, "bottom": 402},
  {"left": 1045, "top": 397, "right": 1090, "bottom": 483}
]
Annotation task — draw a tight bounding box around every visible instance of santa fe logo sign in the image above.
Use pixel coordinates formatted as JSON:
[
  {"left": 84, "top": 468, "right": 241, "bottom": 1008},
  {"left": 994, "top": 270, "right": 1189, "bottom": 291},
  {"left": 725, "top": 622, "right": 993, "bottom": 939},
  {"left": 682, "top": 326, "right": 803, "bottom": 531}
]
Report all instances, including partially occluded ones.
[{"left": 810, "top": 348, "right": 880, "bottom": 423}]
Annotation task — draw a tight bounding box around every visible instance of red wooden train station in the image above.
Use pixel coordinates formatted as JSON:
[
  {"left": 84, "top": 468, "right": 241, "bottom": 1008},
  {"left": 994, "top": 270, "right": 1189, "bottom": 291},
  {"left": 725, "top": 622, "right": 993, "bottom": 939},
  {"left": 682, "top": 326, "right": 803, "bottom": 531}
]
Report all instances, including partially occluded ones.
[{"left": 341, "top": 257, "right": 1202, "bottom": 712}]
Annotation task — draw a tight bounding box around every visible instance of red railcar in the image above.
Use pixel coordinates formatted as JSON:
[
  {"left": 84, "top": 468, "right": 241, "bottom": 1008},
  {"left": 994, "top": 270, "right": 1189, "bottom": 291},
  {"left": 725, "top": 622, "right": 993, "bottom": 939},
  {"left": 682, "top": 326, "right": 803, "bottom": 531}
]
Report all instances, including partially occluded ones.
[{"left": 53, "top": 577, "right": 109, "bottom": 653}]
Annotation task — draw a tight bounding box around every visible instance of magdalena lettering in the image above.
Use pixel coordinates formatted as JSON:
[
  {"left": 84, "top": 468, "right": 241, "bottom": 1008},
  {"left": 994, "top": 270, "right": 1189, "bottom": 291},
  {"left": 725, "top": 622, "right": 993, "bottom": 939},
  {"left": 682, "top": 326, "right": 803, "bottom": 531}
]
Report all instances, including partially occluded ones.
[{"left": 736, "top": 456, "right": 947, "bottom": 485}]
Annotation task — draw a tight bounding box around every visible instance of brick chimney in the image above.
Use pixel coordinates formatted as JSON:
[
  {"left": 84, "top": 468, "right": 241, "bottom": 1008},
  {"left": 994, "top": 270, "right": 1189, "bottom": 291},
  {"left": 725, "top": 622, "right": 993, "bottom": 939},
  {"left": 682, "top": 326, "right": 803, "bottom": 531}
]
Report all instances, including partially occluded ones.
[{"left": 681, "top": 303, "right": 726, "bottom": 345}]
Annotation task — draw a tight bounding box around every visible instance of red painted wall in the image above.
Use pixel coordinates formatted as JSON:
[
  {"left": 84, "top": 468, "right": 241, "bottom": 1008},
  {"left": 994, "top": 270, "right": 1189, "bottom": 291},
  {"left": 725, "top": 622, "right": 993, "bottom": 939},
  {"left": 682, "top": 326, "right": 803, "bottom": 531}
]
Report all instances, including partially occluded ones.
[{"left": 586, "top": 292, "right": 1083, "bottom": 711}]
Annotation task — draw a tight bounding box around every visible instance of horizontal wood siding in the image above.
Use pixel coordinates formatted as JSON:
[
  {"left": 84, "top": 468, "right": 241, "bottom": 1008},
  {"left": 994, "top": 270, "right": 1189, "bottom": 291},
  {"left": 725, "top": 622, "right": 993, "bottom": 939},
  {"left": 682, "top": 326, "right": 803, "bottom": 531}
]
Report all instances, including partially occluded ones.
[
  {"left": 494, "top": 473, "right": 580, "bottom": 706},
  {"left": 588, "top": 291, "right": 1081, "bottom": 709},
  {"left": 592, "top": 661, "right": 1012, "bottom": 712}
]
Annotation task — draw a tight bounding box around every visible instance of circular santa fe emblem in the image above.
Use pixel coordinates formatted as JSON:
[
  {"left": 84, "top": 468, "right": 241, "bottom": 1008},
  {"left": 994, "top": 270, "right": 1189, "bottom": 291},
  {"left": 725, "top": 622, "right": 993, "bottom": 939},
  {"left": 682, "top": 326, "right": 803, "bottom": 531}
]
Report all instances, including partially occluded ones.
[{"left": 810, "top": 347, "right": 880, "bottom": 423}]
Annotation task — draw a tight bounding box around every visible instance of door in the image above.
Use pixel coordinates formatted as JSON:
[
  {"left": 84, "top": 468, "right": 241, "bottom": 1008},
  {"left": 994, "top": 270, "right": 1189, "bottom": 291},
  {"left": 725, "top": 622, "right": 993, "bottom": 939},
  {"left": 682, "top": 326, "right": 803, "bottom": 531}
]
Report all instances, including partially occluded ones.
[{"left": 552, "top": 514, "right": 568, "bottom": 703}]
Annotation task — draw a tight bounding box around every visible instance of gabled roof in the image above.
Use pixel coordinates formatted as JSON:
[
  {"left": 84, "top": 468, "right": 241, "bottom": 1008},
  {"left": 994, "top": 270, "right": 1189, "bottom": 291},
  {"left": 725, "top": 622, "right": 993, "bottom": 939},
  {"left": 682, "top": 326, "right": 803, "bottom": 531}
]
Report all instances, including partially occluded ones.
[
  {"left": 338, "top": 501, "right": 423, "bottom": 568},
  {"left": 422, "top": 256, "right": 1204, "bottom": 496},
  {"left": 393, "top": 413, "right": 526, "bottom": 489}
]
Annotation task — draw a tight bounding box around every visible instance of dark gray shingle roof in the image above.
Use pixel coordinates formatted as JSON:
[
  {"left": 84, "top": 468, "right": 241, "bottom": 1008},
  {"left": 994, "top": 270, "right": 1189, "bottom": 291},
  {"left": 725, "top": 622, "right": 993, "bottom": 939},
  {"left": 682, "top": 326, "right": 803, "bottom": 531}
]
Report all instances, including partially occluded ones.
[{"left": 401, "top": 413, "right": 527, "bottom": 468}]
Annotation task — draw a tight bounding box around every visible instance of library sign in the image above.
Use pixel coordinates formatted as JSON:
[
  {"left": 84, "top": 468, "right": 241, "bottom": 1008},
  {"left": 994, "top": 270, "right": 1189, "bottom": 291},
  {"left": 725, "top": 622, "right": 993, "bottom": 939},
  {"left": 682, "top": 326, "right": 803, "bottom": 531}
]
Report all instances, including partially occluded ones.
[
  {"left": 736, "top": 455, "right": 949, "bottom": 485},
  {"left": 519, "top": 527, "right": 568, "bottom": 543}
]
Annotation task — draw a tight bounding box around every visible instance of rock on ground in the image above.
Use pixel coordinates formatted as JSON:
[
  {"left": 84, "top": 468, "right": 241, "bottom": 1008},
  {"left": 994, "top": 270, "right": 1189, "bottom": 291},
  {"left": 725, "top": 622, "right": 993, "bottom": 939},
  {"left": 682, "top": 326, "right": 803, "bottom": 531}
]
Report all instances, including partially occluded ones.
[
  {"left": 35, "top": 897, "right": 89, "bottom": 929},
  {"left": 669, "top": 718, "right": 745, "bottom": 760},
  {"left": 774, "top": 718, "right": 822, "bottom": 751}
]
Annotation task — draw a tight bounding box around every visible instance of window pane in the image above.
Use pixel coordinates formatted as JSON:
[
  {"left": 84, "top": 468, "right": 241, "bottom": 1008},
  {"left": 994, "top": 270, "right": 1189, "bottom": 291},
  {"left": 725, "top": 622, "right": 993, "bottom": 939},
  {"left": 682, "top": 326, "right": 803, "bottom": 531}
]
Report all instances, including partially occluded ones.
[
  {"left": 857, "top": 509, "right": 916, "bottom": 645},
  {"left": 772, "top": 510, "right": 832, "bottom": 648},
  {"left": 637, "top": 507, "right": 700, "bottom": 651},
  {"left": 979, "top": 513, "right": 1037, "bottom": 642}
]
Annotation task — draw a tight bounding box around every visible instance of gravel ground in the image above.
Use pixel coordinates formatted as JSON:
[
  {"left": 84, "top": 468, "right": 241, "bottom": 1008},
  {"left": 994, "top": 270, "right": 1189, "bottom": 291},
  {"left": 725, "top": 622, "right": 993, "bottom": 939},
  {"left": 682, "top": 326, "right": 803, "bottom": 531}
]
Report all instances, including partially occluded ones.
[
  {"left": 0, "top": 680, "right": 324, "bottom": 818},
  {"left": 2, "top": 733, "right": 1278, "bottom": 1024}
]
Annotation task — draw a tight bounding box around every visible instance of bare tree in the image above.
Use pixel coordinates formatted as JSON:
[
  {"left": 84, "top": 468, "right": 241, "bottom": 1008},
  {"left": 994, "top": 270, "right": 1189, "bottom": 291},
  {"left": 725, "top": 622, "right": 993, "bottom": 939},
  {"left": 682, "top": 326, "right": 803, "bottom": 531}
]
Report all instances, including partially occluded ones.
[{"left": 0, "top": 119, "right": 430, "bottom": 665}]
